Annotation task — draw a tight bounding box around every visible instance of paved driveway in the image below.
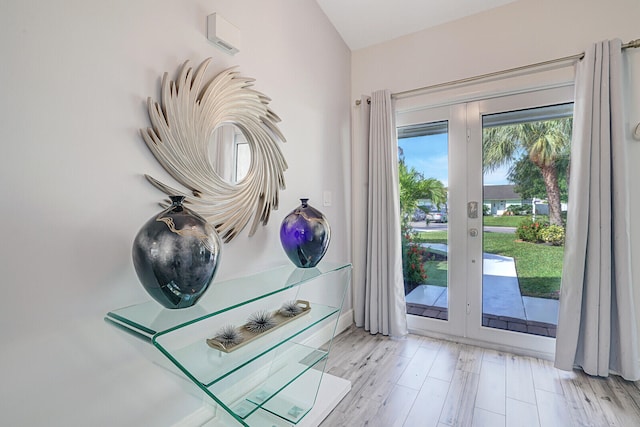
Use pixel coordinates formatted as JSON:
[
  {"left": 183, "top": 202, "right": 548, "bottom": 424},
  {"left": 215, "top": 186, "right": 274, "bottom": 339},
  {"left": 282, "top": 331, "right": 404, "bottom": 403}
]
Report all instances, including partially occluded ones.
[{"left": 410, "top": 222, "right": 516, "bottom": 234}]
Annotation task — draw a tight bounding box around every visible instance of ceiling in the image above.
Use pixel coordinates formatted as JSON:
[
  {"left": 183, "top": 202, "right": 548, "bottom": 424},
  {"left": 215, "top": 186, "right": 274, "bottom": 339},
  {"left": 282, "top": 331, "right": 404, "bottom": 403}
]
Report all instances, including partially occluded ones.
[{"left": 316, "top": 0, "right": 520, "bottom": 51}]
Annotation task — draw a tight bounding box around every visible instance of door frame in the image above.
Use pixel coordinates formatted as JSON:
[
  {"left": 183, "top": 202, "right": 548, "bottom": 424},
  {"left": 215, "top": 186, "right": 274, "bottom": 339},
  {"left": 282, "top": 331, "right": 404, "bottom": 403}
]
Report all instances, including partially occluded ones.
[
  {"left": 397, "top": 103, "right": 467, "bottom": 339},
  {"left": 397, "top": 85, "right": 573, "bottom": 358}
]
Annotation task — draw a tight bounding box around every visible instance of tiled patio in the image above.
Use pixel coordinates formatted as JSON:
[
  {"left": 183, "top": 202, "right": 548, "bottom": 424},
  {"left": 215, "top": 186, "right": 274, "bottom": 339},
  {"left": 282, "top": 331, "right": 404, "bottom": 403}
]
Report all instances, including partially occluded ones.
[
  {"left": 406, "top": 301, "right": 557, "bottom": 337},
  {"left": 405, "top": 243, "right": 559, "bottom": 338}
]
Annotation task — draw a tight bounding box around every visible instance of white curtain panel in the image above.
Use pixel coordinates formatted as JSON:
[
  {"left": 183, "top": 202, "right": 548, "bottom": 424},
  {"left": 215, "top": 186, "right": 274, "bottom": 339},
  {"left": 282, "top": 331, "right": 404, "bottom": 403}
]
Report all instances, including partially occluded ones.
[
  {"left": 352, "top": 95, "right": 370, "bottom": 331},
  {"left": 555, "top": 39, "right": 639, "bottom": 380},
  {"left": 353, "top": 90, "right": 408, "bottom": 337}
]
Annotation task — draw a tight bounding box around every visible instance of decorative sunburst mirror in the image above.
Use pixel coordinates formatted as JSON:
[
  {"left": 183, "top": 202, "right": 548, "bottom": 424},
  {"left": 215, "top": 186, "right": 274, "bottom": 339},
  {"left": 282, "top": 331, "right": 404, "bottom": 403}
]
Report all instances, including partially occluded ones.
[{"left": 140, "top": 58, "right": 287, "bottom": 242}]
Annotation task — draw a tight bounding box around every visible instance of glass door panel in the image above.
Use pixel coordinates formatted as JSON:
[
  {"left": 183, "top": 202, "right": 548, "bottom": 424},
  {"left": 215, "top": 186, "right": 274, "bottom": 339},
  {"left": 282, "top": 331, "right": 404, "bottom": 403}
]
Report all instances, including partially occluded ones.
[
  {"left": 398, "top": 120, "right": 449, "bottom": 321},
  {"left": 480, "top": 104, "right": 572, "bottom": 338},
  {"left": 465, "top": 87, "right": 572, "bottom": 356},
  {"left": 397, "top": 104, "right": 467, "bottom": 338}
]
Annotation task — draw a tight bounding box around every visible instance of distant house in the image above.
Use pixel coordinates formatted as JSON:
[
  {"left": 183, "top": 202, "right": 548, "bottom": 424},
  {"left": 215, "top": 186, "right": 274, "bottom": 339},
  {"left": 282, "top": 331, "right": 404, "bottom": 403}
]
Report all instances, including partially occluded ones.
[{"left": 483, "top": 185, "right": 531, "bottom": 215}]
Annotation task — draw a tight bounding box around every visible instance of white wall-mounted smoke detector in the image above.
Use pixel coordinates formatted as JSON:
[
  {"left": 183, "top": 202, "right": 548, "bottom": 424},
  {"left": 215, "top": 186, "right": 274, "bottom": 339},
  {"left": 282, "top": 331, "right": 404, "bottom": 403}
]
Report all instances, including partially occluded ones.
[{"left": 207, "top": 13, "right": 241, "bottom": 55}]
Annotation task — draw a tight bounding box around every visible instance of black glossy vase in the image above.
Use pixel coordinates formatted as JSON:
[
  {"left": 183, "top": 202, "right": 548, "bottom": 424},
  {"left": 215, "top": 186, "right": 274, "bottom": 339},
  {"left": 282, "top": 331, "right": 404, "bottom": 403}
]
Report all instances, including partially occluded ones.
[
  {"left": 280, "top": 198, "right": 331, "bottom": 268},
  {"left": 132, "top": 196, "right": 222, "bottom": 309}
]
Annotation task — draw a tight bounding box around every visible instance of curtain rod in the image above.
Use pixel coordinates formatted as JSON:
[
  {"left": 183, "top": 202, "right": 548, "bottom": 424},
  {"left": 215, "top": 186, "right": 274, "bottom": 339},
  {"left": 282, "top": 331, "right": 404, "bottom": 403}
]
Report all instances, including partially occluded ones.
[{"left": 355, "top": 38, "right": 640, "bottom": 106}]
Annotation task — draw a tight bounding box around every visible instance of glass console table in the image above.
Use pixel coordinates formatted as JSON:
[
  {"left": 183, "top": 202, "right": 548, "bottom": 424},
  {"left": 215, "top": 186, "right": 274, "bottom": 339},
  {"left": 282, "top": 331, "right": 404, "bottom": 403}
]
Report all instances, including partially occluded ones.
[{"left": 106, "top": 261, "right": 352, "bottom": 426}]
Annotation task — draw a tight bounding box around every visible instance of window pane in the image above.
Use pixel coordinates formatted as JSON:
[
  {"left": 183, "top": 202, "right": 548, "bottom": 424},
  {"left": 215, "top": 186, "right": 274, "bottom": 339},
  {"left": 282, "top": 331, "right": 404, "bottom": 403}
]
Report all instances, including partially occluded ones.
[
  {"left": 481, "top": 104, "right": 572, "bottom": 337},
  {"left": 398, "top": 121, "right": 449, "bottom": 321}
]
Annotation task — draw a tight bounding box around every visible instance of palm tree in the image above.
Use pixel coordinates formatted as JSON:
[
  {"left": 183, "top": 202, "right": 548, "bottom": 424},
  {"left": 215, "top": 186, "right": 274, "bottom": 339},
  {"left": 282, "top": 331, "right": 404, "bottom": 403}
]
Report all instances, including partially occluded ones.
[
  {"left": 483, "top": 118, "right": 572, "bottom": 226},
  {"left": 398, "top": 157, "right": 447, "bottom": 225}
]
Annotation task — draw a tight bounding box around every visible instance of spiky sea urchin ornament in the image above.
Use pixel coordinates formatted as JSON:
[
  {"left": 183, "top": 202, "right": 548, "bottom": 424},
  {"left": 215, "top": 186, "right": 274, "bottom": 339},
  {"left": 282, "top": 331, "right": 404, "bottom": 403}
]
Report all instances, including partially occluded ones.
[
  {"left": 279, "top": 300, "right": 303, "bottom": 317},
  {"left": 246, "top": 310, "right": 276, "bottom": 333},
  {"left": 214, "top": 325, "right": 243, "bottom": 347}
]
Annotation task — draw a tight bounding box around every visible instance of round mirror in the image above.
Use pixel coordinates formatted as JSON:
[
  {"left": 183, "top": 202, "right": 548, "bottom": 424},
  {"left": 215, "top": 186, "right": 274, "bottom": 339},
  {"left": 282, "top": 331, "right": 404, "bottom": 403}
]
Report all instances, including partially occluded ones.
[
  {"left": 209, "top": 123, "right": 252, "bottom": 184},
  {"left": 140, "top": 59, "right": 288, "bottom": 243}
]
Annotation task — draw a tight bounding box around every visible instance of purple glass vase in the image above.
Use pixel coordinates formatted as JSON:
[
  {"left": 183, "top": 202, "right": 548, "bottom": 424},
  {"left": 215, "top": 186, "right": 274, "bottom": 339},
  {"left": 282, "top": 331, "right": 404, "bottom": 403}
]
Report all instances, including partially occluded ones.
[
  {"left": 280, "top": 198, "right": 331, "bottom": 268},
  {"left": 132, "top": 196, "right": 222, "bottom": 309}
]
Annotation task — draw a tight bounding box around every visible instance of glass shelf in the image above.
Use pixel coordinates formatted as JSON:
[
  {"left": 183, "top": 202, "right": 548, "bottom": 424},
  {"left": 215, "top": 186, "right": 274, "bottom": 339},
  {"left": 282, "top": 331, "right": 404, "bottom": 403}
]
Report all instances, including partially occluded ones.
[
  {"left": 154, "top": 302, "right": 339, "bottom": 387},
  {"left": 241, "top": 368, "right": 325, "bottom": 425},
  {"left": 106, "top": 261, "right": 351, "bottom": 426},
  {"left": 211, "top": 343, "right": 328, "bottom": 422},
  {"left": 105, "top": 261, "right": 350, "bottom": 340}
]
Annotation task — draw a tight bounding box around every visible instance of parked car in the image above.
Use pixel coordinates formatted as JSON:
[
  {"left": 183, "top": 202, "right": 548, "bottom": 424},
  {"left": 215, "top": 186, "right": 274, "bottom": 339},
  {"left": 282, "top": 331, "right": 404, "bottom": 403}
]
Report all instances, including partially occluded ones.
[
  {"left": 426, "top": 209, "right": 448, "bottom": 223},
  {"left": 412, "top": 209, "right": 426, "bottom": 221}
]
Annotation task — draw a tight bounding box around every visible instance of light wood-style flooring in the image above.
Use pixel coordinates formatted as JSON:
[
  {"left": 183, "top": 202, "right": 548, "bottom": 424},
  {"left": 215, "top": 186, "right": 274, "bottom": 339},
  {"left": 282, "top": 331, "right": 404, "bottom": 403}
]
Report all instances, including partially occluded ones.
[{"left": 320, "top": 325, "right": 640, "bottom": 427}]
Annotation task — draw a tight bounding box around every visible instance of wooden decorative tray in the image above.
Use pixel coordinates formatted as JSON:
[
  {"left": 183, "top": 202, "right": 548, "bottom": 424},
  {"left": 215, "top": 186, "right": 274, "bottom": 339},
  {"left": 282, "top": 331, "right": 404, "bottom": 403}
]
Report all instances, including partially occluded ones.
[{"left": 206, "top": 300, "right": 311, "bottom": 353}]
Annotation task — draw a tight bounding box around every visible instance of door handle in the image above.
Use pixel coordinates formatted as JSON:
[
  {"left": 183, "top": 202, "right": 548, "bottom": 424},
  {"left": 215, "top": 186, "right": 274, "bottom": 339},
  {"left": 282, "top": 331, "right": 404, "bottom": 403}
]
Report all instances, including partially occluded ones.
[
  {"left": 469, "top": 228, "right": 478, "bottom": 237},
  {"left": 468, "top": 201, "right": 478, "bottom": 218}
]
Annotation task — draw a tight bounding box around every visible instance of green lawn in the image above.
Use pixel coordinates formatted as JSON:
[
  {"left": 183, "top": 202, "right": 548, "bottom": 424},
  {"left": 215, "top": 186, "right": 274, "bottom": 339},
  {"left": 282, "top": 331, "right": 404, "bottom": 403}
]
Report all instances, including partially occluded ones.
[
  {"left": 413, "top": 230, "right": 563, "bottom": 299},
  {"left": 414, "top": 231, "right": 447, "bottom": 245},
  {"left": 482, "top": 215, "right": 548, "bottom": 227},
  {"left": 424, "top": 260, "right": 448, "bottom": 287}
]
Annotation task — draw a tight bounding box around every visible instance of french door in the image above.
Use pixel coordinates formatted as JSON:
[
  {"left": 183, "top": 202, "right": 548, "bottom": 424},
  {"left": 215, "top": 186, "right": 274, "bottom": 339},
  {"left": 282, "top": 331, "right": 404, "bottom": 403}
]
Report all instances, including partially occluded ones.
[{"left": 397, "top": 86, "right": 573, "bottom": 356}]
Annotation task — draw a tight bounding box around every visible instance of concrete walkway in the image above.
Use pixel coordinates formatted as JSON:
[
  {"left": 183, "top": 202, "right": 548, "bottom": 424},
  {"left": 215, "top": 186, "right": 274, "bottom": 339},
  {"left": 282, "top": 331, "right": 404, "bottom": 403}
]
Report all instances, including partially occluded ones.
[{"left": 405, "top": 243, "right": 559, "bottom": 325}]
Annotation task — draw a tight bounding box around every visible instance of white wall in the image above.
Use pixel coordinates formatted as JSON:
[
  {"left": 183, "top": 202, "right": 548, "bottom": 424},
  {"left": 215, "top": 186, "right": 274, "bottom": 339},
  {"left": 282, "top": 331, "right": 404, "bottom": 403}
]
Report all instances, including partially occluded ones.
[
  {"left": 352, "top": 0, "right": 640, "bottom": 347},
  {"left": 0, "top": 1, "right": 350, "bottom": 425},
  {"left": 352, "top": 0, "right": 639, "bottom": 98}
]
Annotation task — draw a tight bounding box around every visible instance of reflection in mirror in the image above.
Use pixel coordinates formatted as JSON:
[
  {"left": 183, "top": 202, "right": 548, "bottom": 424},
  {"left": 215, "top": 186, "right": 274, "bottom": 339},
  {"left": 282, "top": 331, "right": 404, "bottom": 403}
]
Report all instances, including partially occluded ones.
[{"left": 209, "top": 124, "right": 252, "bottom": 183}]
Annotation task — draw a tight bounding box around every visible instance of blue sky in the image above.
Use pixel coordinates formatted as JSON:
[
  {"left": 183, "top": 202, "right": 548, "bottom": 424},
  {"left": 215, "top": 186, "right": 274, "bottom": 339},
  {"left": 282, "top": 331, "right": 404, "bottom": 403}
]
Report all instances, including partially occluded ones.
[{"left": 398, "top": 134, "right": 510, "bottom": 187}]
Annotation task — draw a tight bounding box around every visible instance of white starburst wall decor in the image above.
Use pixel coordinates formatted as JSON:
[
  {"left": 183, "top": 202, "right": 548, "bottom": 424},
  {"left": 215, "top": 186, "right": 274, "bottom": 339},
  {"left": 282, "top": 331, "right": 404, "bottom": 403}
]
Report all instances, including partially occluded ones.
[{"left": 140, "top": 58, "right": 287, "bottom": 243}]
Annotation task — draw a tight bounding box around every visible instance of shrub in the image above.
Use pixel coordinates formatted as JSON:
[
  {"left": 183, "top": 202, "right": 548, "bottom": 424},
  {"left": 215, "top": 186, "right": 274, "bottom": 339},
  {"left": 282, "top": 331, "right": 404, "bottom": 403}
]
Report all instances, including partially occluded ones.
[
  {"left": 404, "top": 243, "right": 427, "bottom": 284},
  {"left": 506, "top": 204, "right": 532, "bottom": 215},
  {"left": 539, "top": 225, "right": 565, "bottom": 246},
  {"left": 516, "top": 217, "right": 547, "bottom": 243},
  {"left": 483, "top": 205, "right": 491, "bottom": 216},
  {"left": 401, "top": 224, "right": 427, "bottom": 293}
]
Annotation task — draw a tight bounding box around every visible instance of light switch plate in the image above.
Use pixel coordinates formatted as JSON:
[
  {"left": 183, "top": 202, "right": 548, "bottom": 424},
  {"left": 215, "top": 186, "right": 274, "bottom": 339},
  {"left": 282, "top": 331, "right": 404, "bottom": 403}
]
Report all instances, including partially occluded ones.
[{"left": 323, "top": 191, "right": 332, "bottom": 207}]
